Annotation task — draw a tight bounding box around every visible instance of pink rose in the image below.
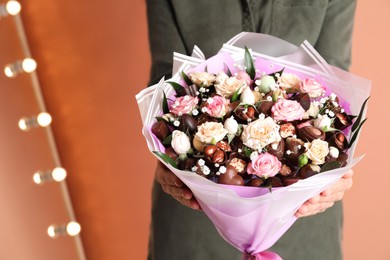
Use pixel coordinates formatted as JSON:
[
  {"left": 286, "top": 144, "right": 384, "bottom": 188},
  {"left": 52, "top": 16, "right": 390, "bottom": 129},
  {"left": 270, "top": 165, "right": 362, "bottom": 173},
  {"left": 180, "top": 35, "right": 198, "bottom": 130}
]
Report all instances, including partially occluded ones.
[
  {"left": 271, "top": 99, "right": 305, "bottom": 122},
  {"left": 236, "top": 71, "right": 253, "bottom": 86},
  {"left": 170, "top": 95, "right": 199, "bottom": 116},
  {"left": 300, "top": 78, "right": 325, "bottom": 98},
  {"left": 202, "top": 95, "right": 230, "bottom": 118},
  {"left": 247, "top": 152, "right": 281, "bottom": 178}
]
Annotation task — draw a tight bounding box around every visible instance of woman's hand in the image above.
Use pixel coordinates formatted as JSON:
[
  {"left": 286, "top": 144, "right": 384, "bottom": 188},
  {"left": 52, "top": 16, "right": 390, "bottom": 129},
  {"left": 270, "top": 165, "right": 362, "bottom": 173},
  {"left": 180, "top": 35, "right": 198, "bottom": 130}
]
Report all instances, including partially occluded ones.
[
  {"left": 295, "top": 169, "right": 354, "bottom": 218},
  {"left": 155, "top": 162, "right": 201, "bottom": 210}
]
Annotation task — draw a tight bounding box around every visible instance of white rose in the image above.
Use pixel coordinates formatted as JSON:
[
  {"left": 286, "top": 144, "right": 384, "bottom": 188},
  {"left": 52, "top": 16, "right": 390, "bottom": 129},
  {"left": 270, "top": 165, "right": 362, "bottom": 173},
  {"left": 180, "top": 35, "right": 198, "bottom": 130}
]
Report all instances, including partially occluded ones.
[
  {"left": 189, "top": 71, "right": 216, "bottom": 87},
  {"left": 224, "top": 116, "right": 238, "bottom": 135},
  {"left": 195, "top": 122, "right": 228, "bottom": 144},
  {"left": 171, "top": 130, "right": 191, "bottom": 155},
  {"left": 240, "top": 86, "right": 255, "bottom": 105},
  {"left": 307, "top": 101, "right": 320, "bottom": 118},
  {"left": 314, "top": 114, "right": 332, "bottom": 131},
  {"left": 215, "top": 72, "right": 246, "bottom": 98},
  {"left": 305, "top": 139, "right": 329, "bottom": 165},
  {"left": 241, "top": 117, "right": 281, "bottom": 150}
]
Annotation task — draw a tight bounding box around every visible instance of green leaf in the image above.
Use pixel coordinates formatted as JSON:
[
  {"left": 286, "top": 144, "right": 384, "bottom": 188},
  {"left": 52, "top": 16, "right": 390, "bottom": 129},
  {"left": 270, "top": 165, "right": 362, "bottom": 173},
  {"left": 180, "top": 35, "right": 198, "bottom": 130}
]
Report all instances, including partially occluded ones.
[
  {"left": 348, "top": 118, "right": 367, "bottom": 148},
  {"left": 244, "top": 46, "right": 255, "bottom": 80},
  {"left": 162, "top": 134, "right": 172, "bottom": 145},
  {"left": 227, "top": 134, "right": 235, "bottom": 144},
  {"left": 352, "top": 96, "right": 370, "bottom": 132},
  {"left": 269, "top": 68, "right": 285, "bottom": 81},
  {"left": 320, "top": 161, "right": 342, "bottom": 173},
  {"left": 181, "top": 71, "right": 193, "bottom": 86},
  {"left": 167, "top": 81, "right": 186, "bottom": 96},
  {"left": 224, "top": 63, "right": 232, "bottom": 77},
  {"left": 231, "top": 87, "right": 241, "bottom": 102},
  {"left": 153, "top": 151, "right": 177, "bottom": 168},
  {"left": 155, "top": 116, "right": 168, "bottom": 122},
  {"left": 162, "top": 91, "right": 169, "bottom": 114}
]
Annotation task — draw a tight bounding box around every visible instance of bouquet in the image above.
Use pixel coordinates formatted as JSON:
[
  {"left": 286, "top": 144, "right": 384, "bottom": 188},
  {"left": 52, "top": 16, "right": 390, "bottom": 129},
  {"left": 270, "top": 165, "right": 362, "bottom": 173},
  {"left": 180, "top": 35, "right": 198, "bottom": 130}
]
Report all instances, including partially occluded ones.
[{"left": 136, "top": 33, "right": 370, "bottom": 259}]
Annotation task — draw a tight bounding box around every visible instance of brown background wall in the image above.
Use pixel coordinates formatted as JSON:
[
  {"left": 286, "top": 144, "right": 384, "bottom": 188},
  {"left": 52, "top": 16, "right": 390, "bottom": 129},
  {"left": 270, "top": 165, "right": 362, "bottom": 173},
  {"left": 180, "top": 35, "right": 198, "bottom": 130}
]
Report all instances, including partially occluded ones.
[{"left": 0, "top": 0, "right": 388, "bottom": 259}]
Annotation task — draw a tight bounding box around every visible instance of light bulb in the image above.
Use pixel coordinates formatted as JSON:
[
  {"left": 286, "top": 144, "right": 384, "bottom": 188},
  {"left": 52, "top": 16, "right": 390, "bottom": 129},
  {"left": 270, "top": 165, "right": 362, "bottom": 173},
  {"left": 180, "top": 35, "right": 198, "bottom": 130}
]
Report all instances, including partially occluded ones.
[
  {"left": 47, "top": 225, "right": 57, "bottom": 238},
  {"left": 32, "top": 172, "right": 42, "bottom": 184},
  {"left": 5, "top": 1, "right": 21, "bottom": 15},
  {"left": 18, "top": 117, "right": 28, "bottom": 131},
  {"left": 36, "top": 112, "right": 52, "bottom": 127},
  {"left": 66, "top": 222, "right": 81, "bottom": 236},
  {"left": 21, "top": 58, "right": 37, "bottom": 73},
  {"left": 51, "top": 167, "right": 67, "bottom": 182},
  {"left": 4, "top": 66, "right": 15, "bottom": 77}
]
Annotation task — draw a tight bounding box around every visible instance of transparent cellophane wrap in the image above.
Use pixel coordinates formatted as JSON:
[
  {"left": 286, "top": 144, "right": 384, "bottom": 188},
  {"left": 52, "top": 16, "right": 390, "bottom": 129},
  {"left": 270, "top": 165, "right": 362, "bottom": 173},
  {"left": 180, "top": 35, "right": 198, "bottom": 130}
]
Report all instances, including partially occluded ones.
[{"left": 136, "top": 33, "right": 371, "bottom": 260}]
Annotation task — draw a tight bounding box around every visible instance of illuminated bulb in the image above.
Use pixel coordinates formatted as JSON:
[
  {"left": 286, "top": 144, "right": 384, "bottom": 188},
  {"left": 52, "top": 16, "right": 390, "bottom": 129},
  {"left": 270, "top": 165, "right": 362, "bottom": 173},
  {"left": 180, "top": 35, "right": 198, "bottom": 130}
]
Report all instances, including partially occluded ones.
[
  {"left": 21, "top": 58, "right": 37, "bottom": 73},
  {"left": 51, "top": 167, "right": 67, "bottom": 182},
  {"left": 5, "top": 1, "right": 21, "bottom": 15},
  {"left": 32, "top": 172, "right": 42, "bottom": 184},
  {"left": 47, "top": 225, "right": 57, "bottom": 238},
  {"left": 19, "top": 112, "right": 52, "bottom": 131},
  {"left": 36, "top": 112, "right": 52, "bottom": 127},
  {"left": 47, "top": 222, "right": 81, "bottom": 238},
  {"left": 66, "top": 222, "right": 81, "bottom": 236},
  {"left": 3, "top": 58, "right": 37, "bottom": 78}
]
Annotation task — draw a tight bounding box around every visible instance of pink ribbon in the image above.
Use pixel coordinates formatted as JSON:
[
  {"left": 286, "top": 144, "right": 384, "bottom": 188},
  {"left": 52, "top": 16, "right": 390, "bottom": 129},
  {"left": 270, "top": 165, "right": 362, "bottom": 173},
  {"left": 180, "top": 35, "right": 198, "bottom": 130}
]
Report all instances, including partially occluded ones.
[{"left": 241, "top": 251, "right": 283, "bottom": 260}]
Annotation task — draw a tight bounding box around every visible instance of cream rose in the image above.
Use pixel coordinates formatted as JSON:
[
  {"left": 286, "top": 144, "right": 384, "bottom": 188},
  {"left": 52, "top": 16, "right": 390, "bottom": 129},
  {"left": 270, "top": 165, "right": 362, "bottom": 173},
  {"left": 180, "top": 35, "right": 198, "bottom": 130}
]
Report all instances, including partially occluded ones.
[
  {"left": 305, "top": 139, "right": 329, "bottom": 165},
  {"left": 215, "top": 72, "right": 246, "bottom": 98},
  {"left": 195, "top": 122, "right": 228, "bottom": 144},
  {"left": 241, "top": 117, "right": 281, "bottom": 150},
  {"left": 279, "top": 73, "right": 301, "bottom": 93},
  {"left": 171, "top": 130, "right": 191, "bottom": 155},
  {"left": 189, "top": 71, "right": 216, "bottom": 87}
]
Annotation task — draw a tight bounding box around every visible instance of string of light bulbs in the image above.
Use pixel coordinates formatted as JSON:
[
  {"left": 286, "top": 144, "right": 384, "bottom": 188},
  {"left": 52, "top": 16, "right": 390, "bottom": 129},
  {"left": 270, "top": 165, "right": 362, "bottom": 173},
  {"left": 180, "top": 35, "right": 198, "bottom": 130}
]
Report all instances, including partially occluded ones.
[{"left": 1, "top": 1, "right": 86, "bottom": 259}]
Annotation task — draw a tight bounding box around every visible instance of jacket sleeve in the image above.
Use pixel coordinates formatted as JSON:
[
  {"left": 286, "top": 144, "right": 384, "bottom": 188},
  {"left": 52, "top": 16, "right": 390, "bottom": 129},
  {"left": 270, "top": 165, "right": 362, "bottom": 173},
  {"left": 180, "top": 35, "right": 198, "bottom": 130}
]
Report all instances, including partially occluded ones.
[
  {"left": 314, "top": 0, "right": 357, "bottom": 70},
  {"left": 146, "top": 0, "right": 187, "bottom": 85}
]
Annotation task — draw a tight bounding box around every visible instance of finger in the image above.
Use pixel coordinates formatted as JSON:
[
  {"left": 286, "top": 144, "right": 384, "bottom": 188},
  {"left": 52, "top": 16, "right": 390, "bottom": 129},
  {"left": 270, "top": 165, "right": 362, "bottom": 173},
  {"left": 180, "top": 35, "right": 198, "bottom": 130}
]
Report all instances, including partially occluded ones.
[
  {"left": 155, "top": 162, "right": 184, "bottom": 187},
  {"left": 318, "top": 191, "right": 345, "bottom": 203},
  {"left": 295, "top": 201, "right": 334, "bottom": 218},
  {"left": 161, "top": 184, "right": 192, "bottom": 200},
  {"left": 321, "top": 176, "right": 353, "bottom": 196},
  {"left": 172, "top": 195, "right": 201, "bottom": 210},
  {"left": 342, "top": 169, "right": 354, "bottom": 179}
]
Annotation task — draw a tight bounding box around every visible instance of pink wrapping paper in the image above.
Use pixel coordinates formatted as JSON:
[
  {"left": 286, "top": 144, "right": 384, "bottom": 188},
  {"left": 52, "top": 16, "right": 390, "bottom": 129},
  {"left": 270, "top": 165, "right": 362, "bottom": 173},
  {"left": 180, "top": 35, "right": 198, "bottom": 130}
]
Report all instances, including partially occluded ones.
[{"left": 136, "top": 33, "right": 371, "bottom": 259}]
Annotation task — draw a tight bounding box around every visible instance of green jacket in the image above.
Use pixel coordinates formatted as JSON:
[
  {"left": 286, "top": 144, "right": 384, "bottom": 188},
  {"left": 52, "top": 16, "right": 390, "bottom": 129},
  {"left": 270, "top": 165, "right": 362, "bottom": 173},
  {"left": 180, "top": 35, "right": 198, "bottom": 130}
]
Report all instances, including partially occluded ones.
[{"left": 146, "top": 1, "right": 356, "bottom": 259}]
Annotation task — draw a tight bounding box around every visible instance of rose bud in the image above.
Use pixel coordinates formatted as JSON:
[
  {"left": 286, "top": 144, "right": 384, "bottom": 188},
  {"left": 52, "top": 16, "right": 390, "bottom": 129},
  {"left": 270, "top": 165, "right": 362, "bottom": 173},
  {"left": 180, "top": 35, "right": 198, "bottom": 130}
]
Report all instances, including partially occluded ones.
[
  {"left": 290, "top": 93, "right": 311, "bottom": 111},
  {"left": 334, "top": 112, "right": 353, "bottom": 130},
  {"left": 327, "top": 132, "right": 348, "bottom": 151},
  {"left": 336, "top": 151, "right": 348, "bottom": 167},
  {"left": 285, "top": 138, "right": 306, "bottom": 164},
  {"left": 247, "top": 177, "right": 264, "bottom": 187},
  {"left": 280, "top": 123, "right": 296, "bottom": 138},
  {"left": 178, "top": 157, "right": 197, "bottom": 171},
  {"left": 298, "top": 164, "right": 320, "bottom": 179},
  {"left": 171, "top": 130, "right": 192, "bottom": 155},
  {"left": 216, "top": 140, "right": 232, "bottom": 152},
  {"left": 256, "top": 100, "right": 274, "bottom": 116},
  {"left": 266, "top": 139, "right": 285, "bottom": 160},
  {"left": 240, "top": 86, "right": 256, "bottom": 105},
  {"left": 297, "top": 126, "right": 326, "bottom": 142},
  {"left": 224, "top": 116, "right": 239, "bottom": 135},
  {"left": 151, "top": 120, "right": 170, "bottom": 141},
  {"left": 179, "top": 114, "right": 198, "bottom": 133},
  {"left": 218, "top": 165, "right": 244, "bottom": 186}
]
